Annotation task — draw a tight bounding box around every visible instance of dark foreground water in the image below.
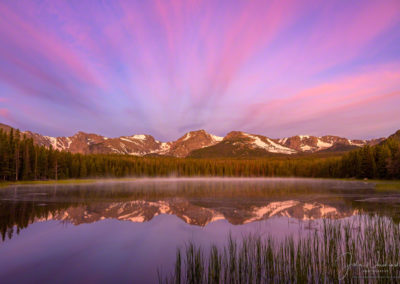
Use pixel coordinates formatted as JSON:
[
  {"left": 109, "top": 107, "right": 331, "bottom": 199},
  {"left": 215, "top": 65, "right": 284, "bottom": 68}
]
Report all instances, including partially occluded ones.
[{"left": 0, "top": 178, "right": 399, "bottom": 283}]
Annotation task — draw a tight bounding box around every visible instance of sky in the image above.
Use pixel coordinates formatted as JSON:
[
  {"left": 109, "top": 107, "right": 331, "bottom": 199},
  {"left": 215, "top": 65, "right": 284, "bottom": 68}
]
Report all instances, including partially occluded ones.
[{"left": 0, "top": 0, "right": 400, "bottom": 141}]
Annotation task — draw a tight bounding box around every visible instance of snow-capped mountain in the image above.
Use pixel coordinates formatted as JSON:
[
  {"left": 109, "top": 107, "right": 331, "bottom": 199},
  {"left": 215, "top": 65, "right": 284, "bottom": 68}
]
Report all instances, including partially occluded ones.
[
  {"left": 223, "top": 131, "right": 297, "bottom": 154},
  {"left": 0, "top": 123, "right": 223, "bottom": 157},
  {"left": 165, "top": 130, "right": 223, "bottom": 157},
  {"left": 0, "top": 123, "right": 385, "bottom": 157},
  {"left": 277, "top": 135, "right": 383, "bottom": 153}
]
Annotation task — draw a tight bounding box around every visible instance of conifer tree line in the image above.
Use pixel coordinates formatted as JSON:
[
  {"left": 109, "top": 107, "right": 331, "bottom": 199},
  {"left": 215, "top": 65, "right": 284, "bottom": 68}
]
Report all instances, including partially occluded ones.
[
  {"left": 340, "top": 135, "right": 400, "bottom": 179},
  {"left": 0, "top": 128, "right": 399, "bottom": 181}
]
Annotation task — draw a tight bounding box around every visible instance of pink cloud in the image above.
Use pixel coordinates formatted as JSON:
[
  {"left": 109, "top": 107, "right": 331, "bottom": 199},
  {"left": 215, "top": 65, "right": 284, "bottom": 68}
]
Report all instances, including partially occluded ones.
[
  {"left": 239, "top": 63, "right": 400, "bottom": 131},
  {"left": 0, "top": 3, "right": 103, "bottom": 89},
  {"left": 0, "top": 108, "right": 10, "bottom": 119}
]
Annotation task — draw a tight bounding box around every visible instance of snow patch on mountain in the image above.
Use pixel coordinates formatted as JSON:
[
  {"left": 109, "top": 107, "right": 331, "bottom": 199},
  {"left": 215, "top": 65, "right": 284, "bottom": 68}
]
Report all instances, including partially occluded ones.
[
  {"left": 267, "top": 138, "right": 297, "bottom": 154},
  {"left": 316, "top": 139, "right": 333, "bottom": 149},
  {"left": 45, "top": 136, "right": 68, "bottom": 151},
  {"left": 348, "top": 139, "right": 365, "bottom": 147},
  {"left": 182, "top": 133, "right": 191, "bottom": 141},
  {"left": 110, "top": 147, "right": 123, "bottom": 154},
  {"left": 156, "top": 142, "right": 171, "bottom": 154},
  {"left": 211, "top": 134, "right": 223, "bottom": 142},
  {"left": 243, "top": 133, "right": 297, "bottom": 154},
  {"left": 251, "top": 135, "right": 270, "bottom": 149},
  {"left": 299, "top": 135, "right": 310, "bottom": 139},
  {"left": 45, "top": 136, "right": 59, "bottom": 150},
  {"left": 66, "top": 137, "right": 72, "bottom": 147},
  {"left": 301, "top": 145, "right": 312, "bottom": 151},
  {"left": 120, "top": 137, "right": 134, "bottom": 143},
  {"left": 278, "top": 137, "right": 288, "bottom": 144},
  {"left": 132, "top": 134, "right": 147, "bottom": 140}
]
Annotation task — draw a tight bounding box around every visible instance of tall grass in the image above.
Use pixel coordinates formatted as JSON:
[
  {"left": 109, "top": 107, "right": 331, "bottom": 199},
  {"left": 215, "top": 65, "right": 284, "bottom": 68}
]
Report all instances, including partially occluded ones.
[{"left": 160, "top": 215, "right": 400, "bottom": 283}]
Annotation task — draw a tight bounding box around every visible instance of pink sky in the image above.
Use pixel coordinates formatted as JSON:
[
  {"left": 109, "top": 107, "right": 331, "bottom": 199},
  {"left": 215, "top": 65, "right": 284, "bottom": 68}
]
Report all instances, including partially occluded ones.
[{"left": 0, "top": 0, "right": 399, "bottom": 140}]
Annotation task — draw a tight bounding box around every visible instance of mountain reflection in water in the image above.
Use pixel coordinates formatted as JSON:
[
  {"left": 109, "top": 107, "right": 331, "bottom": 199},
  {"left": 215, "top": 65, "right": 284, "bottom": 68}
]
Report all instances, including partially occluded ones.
[{"left": 1, "top": 178, "right": 399, "bottom": 241}]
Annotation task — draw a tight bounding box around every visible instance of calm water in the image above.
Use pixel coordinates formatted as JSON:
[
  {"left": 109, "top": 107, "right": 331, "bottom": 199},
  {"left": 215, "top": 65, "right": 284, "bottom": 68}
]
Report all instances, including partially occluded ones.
[{"left": 0, "top": 178, "right": 399, "bottom": 283}]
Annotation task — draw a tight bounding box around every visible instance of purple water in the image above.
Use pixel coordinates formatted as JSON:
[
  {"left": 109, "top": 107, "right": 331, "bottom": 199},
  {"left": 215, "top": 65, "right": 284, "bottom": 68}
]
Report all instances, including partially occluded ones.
[{"left": 0, "top": 178, "right": 398, "bottom": 283}]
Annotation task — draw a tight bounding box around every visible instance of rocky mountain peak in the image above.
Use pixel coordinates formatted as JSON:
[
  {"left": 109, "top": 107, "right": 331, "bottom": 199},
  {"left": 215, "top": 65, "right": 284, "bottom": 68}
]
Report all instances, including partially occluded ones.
[
  {"left": 168, "top": 130, "right": 222, "bottom": 157},
  {"left": 224, "top": 131, "right": 248, "bottom": 140}
]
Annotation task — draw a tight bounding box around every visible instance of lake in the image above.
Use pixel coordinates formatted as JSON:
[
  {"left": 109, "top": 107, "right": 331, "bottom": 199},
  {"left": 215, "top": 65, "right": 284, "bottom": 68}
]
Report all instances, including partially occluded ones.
[{"left": 0, "top": 178, "right": 399, "bottom": 283}]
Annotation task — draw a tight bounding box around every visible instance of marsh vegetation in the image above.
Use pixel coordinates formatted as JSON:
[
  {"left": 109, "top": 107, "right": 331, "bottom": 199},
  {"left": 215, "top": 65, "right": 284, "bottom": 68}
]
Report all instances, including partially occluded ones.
[{"left": 161, "top": 215, "right": 400, "bottom": 283}]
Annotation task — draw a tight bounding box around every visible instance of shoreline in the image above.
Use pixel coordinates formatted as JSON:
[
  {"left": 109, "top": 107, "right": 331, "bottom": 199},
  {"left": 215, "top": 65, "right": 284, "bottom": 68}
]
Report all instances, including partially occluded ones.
[
  {"left": 1, "top": 177, "right": 399, "bottom": 190},
  {"left": 0, "top": 178, "right": 136, "bottom": 188}
]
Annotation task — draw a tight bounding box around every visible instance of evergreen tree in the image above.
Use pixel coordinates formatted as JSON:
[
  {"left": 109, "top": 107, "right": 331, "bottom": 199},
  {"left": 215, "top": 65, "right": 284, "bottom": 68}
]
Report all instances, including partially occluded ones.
[
  {"left": 387, "top": 145, "right": 400, "bottom": 178},
  {"left": 376, "top": 145, "right": 391, "bottom": 179},
  {"left": 360, "top": 146, "right": 376, "bottom": 178}
]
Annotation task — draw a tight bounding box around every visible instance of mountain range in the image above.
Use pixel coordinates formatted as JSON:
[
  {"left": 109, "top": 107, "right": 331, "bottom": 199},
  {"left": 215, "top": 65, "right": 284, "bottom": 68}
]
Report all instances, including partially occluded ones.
[{"left": 0, "top": 123, "right": 385, "bottom": 158}]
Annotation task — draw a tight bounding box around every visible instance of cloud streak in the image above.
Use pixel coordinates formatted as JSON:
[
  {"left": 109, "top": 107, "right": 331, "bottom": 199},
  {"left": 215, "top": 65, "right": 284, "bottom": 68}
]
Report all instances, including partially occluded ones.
[{"left": 0, "top": 0, "right": 399, "bottom": 139}]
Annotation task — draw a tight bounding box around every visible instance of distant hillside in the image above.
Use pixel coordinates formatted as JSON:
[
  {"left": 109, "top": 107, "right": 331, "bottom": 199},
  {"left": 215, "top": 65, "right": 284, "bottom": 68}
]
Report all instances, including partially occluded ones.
[
  {"left": 319, "top": 143, "right": 359, "bottom": 153},
  {"left": 189, "top": 140, "right": 277, "bottom": 158}
]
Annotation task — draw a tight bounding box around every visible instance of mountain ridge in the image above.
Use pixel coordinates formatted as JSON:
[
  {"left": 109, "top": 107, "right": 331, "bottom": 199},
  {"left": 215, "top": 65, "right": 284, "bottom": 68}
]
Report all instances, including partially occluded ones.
[{"left": 0, "top": 123, "right": 386, "bottom": 157}]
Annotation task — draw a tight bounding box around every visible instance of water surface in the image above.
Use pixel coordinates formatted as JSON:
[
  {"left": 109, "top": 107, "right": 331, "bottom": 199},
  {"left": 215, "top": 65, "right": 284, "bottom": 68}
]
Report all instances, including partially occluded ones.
[{"left": 0, "top": 178, "right": 399, "bottom": 283}]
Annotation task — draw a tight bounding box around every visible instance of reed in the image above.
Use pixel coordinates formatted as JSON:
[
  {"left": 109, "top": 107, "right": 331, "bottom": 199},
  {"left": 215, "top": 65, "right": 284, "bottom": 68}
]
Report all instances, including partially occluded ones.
[{"left": 160, "top": 215, "right": 400, "bottom": 283}]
